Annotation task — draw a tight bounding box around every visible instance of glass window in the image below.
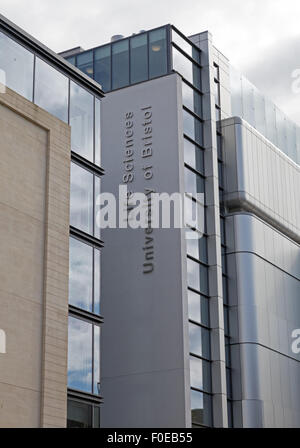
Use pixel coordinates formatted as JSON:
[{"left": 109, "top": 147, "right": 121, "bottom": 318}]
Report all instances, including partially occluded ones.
[
  {"left": 184, "top": 196, "right": 205, "bottom": 233},
  {"left": 69, "top": 237, "right": 93, "bottom": 312},
  {"left": 95, "top": 98, "right": 101, "bottom": 166},
  {"left": 94, "top": 45, "right": 111, "bottom": 92},
  {"left": 214, "top": 80, "right": 220, "bottom": 107},
  {"left": 183, "top": 109, "right": 203, "bottom": 146},
  {"left": 34, "top": 57, "right": 69, "bottom": 122},
  {"left": 67, "top": 400, "right": 92, "bottom": 428},
  {"left": 187, "top": 257, "right": 208, "bottom": 295},
  {"left": 94, "top": 247, "right": 101, "bottom": 315},
  {"left": 68, "top": 316, "right": 93, "bottom": 393},
  {"left": 112, "top": 39, "right": 129, "bottom": 89},
  {"left": 186, "top": 230, "right": 207, "bottom": 264},
  {"left": 0, "top": 31, "right": 34, "bottom": 100},
  {"left": 253, "top": 87, "right": 266, "bottom": 137},
  {"left": 172, "top": 47, "right": 201, "bottom": 89},
  {"left": 242, "top": 77, "right": 255, "bottom": 127},
  {"left": 77, "top": 51, "right": 93, "bottom": 77},
  {"left": 184, "top": 166, "right": 205, "bottom": 199},
  {"left": 68, "top": 316, "right": 100, "bottom": 394},
  {"left": 67, "top": 399, "right": 100, "bottom": 428},
  {"left": 172, "top": 29, "right": 200, "bottom": 63},
  {"left": 130, "top": 34, "right": 148, "bottom": 84},
  {"left": 70, "top": 81, "right": 94, "bottom": 161},
  {"left": 94, "top": 174, "right": 101, "bottom": 240},
  {"left": 213, "top": 64, "right": 219, "bottom": 80},
  {"left": 189, "top": 322, "right": 210, "bottom": 359},
  {"left": 191, "top": 389, "right": 212, "bottom": 427},
  {"left": 265, "top": 98, "right": 277, "bottom": 146},
  {"left": 149, "top": 28, "right": 168, "bottom": 78},
  {"left": 182, "top": 81, "right": 202, "bottom": 117},
  {"left": 230, "top": 67, "right": 243, "bottom": 118},
  {"left": 190, "top": 356, "right": 211, "bottom": 392},
  {"left": 70, "top": 162, "right": 94, "bottom": 235},
  {"left": 66, "top": 55, "right": 76, "bottom": 65},
  {"left": 188, "top": 289, "right": 209, "bottom": 327},
  {"left": 184, "top": 138, "right": 204, "bottom": 174}
]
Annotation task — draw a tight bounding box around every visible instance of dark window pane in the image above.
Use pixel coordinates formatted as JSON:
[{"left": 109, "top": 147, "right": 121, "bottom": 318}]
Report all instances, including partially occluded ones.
[
  {"left": 183, "top": 109, "right": 203, "bottom": 145},
  {"left": 69, "top": 237, "right": 93, "bottom": 312},
  {"left": 67, "top": 400, "right": 92, "bottom": 428},
  {"left": 184, "top": 139, "right": 204, "bottom": 174},
  {"left": 191, "top": 390, "right": 212, "bottom": 427},
  {"left": 93, "top": 406, "right": 101, "bottom": 428},
  {"left": 66, "top": 55, "right": 76, "bottom": 65},
  {"left": 130, "top": 34, "right": 148, "bottom": 83},
  {"left": 112, "top": 39, "right": 129, "bottom": 89},
  {"left": 190, "top": 356, "right": 211, "bottom": 392},
  {"left": 94, "top": 45, "right": 111, "bottom": 92},
  {"left": 77, "top": 51, "right": 93, "bottom": 77},
  {"left": 189, "top": 322, "right": 210, "bottom": 359},
  {"left": 68, "top": 316, "right": 93, "bottom": 393},
  {"left": 70, "top": 81, "right": 94, "bottom": 161},
  {"left": 0, "top": 31, "right": 34, "bottom": 100},
  {"left": 182, "top": 81, "right": 202, "bottom": 117},
  {"left": 35, "top": 57, "right": 69, "bottom": 122},
  {"left": 149, "top": 28, "right": 167, "bottom": 78},
  {"left": 94, "top": 325, "right": 100, "bottom": 394},
  {"left": 70, "top": 162, "right": 93, "bottom": 235},
  {"left": 188, "top": 290, "right": 209, "bottom": 327},
  {"left": 215, "top": 80, "right": 220, "bottom": 106}
]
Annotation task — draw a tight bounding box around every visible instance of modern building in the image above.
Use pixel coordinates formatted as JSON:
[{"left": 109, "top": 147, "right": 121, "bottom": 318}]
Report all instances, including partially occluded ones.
[
  {"left": 0, "top": 14, "right": 104, "bottom": 427},
  {"left": 0, "top": 14, "right": 299, "bottom": 429},
  {"left": 64, "top": 25, "right": 300, "bottom": 428}
]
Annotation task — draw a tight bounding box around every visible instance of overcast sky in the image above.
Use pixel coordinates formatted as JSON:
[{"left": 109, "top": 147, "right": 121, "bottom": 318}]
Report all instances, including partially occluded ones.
[{"left": 1, "top": 0, "right": 300, "bottom": 124}]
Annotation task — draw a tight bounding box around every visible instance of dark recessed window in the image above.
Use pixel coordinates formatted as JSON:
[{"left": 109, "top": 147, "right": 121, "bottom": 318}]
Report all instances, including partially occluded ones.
[
  {"left": 130, "top": 34, "right": 148, "bottom": 84},
  {"left": 77, "top": 51, "right": 94, "bottom": 78},
  {"left": 112, "top": 39, "right": 129, "bottom": 89},
  {"left": 94, "top": 45, "right": 111, "bottom": 92},
  {"left": 67, "top": 399, "right": 100, "bottom": 428},
  {"left": 149, "top": 28, "right": 167, "bottom": 78}
]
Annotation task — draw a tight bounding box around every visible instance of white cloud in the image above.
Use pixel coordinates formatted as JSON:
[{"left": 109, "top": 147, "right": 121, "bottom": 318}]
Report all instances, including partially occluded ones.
[{"left": 1, "top": 0, "right": 300, "bottom": 122}]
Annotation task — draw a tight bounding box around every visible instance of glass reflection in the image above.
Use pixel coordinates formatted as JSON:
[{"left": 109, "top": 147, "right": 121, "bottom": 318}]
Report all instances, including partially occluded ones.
[
  {"left": 172, "top": 47, "right": 201, "bottom": 89},
  {"left": 149, "top": 28, "right": 167, "bottom": 78},
  {"left": 186, "top": 230, "right": 207, "bottom": 264},
  {"left": 94, "top": 45, "right": 111, "bottom": 92},
  {"left": 189, "top": 322, "right": 210, "bottom": 359},
  {"left": 70, "top": 81, "right": 94, "bottom": 161},
  {"left": 172, "top": 29, "right": 200, "bottom": 63},
  {"left": 183, "top": 109, "right": 203, "bottom": 145},
  {"left": 70, "top": 162, "right": 93, "bottom": 235},
  {"left": 77, "top": 51, "right": 93, "bottom": 77},
  {"left": 94, "top": 325, "right": 100, "bottom": 394},
  {"left": 130, "top": 34, "right": 148, "bottom": 83},
  {"left": 185, "top": 196, "right": 205, "bottom": 233},
  {"left": 182, "top": 81, "right": 202, "bottom": 117},
  {"left": 35, "top": 57, "right": 69, "bottom": 122},
  {"left": 184, "top": 139, "right": 204, "bottom": 174},
  {"left": 68, "top": 316, "right": 93, "bottom": 393},
  {"left": 188, "top": 290, "right": 209, "bottom": 327},
  {"left": 187, "top": 257, "right": 208, "bottom": 295},
  {"left": 190, "top": 389, "right": 212, "bottom": 426},
  {"left": 184, "top": 166, "right": 205, "bottom": 199},
  {"left": 67, "top": 400, "right": 93, "bottom": 428},
  {"left": 69, "top": 237, "right": 93, "bottom": 312},
  {"left": 112, "top": 39, "right": 129, "bottom": 89},
  {"left": 94, "top": 249, "right": 101, "bottom": 315},
  {"left": 0, "top": 31, "right": 34, "bottom": 100},
  {"left": 95, "top": 98, "right": 101, "bottom": 166},
  {"left": 190, "top": 356, "right": 211, "bottom": 392}
]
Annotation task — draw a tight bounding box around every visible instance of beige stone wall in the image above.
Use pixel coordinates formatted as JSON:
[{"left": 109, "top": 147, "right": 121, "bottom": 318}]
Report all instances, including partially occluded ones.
[{"left": 0, "top": 86, "right": 71, "bottom": 427}]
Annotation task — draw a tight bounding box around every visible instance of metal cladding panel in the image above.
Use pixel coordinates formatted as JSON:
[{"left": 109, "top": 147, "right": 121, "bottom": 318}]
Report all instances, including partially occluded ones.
[
  {"left": 222, "top": 117, "right": 300, "bottom": 243},
  {"left": 100, "top": 74, "right": 191, "bottom": 427},
  {"left": 227, "top": 213, "right": 300, "bottom": 427}
]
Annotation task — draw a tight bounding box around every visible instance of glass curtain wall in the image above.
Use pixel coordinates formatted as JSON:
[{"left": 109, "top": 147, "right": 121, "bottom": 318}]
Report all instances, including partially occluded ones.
[
  {"left": 65, "top": 26, "right": 169, "bottom": 93},
  {"left": 230, "top": 66, "right": 300, "bottom": 165},
  {"left": 171, "top": 26, "right": 213, "bottom": 428},
  {"left": 0, "top": 28, "right": 104, "bottom": 427}
]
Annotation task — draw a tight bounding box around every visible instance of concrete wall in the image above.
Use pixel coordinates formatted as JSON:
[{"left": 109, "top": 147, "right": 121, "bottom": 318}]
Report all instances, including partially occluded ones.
[
  {"left": 100, "top": 74, "right": 191, "bottom": 428},
  {"left": 0, "top": 86, "right": 70, "bottom": 427}
]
